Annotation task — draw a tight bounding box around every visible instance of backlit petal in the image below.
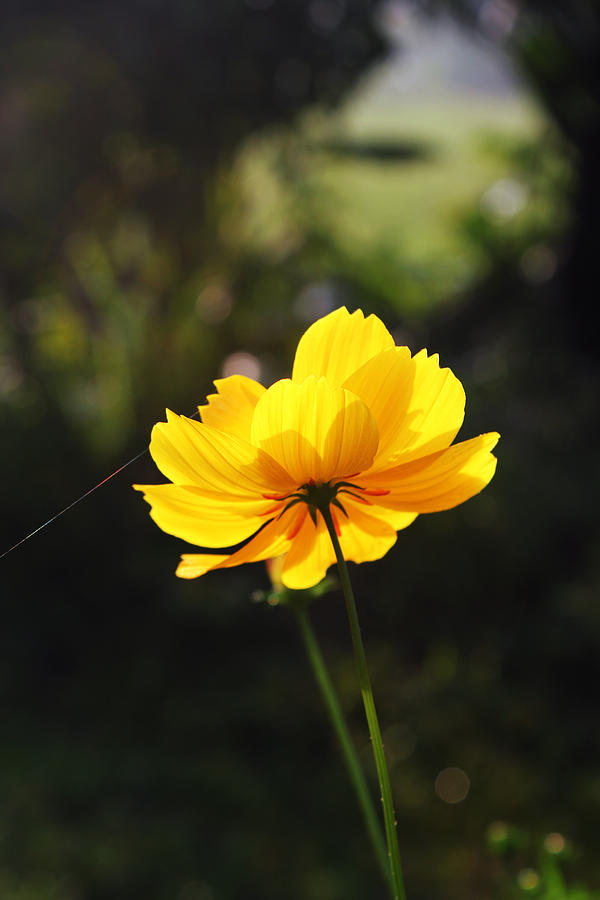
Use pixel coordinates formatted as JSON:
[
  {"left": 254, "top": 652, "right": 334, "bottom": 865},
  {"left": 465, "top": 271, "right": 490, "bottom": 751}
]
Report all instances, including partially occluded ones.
[
  {"left": 199, "top": 375, "right": 266, "bottom": 442},
  {"left": 337, "top": 502, "right": 399, "bottom": 564},
  {"left": 251, "top": 376, "right": 379, "bottom": 484},
  {"left": 133, "top": 483, "right": 278, "bottom": 546},
  {"left": 279, "top": 501, "right": 405, "bottom": 590},
  {"left": 343, "top": 348, "right": 465, "bottom": 470},
  {"left": 177, "top": 553, "right": 231, "bottom": 578},
  {"left": 292, "top": 307, "right": 395, "bottom": 387},
  {"left": 176, "top": 513, "right": 294, "bottom": 579},
  {"left": 150, "top": 410, "right": 293, "bottom": 494},
  {"left": 281, "top": 514, "right": 335, "bottom": 590},
  {"left": 342, "top": 496, "right": 418, "bottom": 533},
  {"left": 360, "top": 433, "right": 500, "bottom": 513}
]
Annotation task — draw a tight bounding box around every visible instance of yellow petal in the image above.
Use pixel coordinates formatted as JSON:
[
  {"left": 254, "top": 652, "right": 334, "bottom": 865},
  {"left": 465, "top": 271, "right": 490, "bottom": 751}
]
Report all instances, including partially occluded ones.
[
  {"left": 360, "top": 433, "right": 500, "bottom": 513},
  {"left": 281, "top": 514, "right": 335, "bottom": 590},
  {"left": 336, "top": 502, "right": 399, "bottom": 564},
  {"left": 177, "top": 553, "right": 231, "bottom": 578},
  {"left": 176, "top": 513, "right": 294, "bottom": 579},
  {"left": 279, "top": 501, "right": 404, "bottom": 590},
  {"left": 150, "top": 410, "right": 293, "bottom": 494},
  {"left": 199, "top": 374, "right": 266, "bottom": 442},
  {"left": 343, "top": 348, "right": 465, "bottom": 470},
  {"left": 250, "top": 376, "right": 379, "bottom": 484},
  {"left": 133, "top": 483, "right": 277, "bottom": 546},
  {"left": 292, "top": 307, "right": 395, "bottom": 387},
  {"left": 342, "top": 496, "right": 418, "bottom": 534}
]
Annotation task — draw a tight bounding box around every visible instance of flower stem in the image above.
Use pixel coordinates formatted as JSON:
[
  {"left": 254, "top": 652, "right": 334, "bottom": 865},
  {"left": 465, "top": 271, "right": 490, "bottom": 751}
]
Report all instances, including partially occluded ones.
[
  {"left": 292, "top": 603, "right": 393, "bottom": 895},
  {"left": 321, "top": 505, "right": 407, "bottom": 900}
]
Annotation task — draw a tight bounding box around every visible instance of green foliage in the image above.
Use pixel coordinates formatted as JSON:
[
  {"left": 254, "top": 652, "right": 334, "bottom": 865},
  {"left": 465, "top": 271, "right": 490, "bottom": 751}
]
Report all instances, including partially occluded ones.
[{"left": 488, "top": 826, "right": 600, "bottom": 900}]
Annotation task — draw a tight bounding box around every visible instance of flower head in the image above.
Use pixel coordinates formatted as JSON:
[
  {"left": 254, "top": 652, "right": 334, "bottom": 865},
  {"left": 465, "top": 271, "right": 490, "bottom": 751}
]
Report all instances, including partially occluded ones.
[{"left": 134, "top": 307, "right": 499, "bottom": 589}]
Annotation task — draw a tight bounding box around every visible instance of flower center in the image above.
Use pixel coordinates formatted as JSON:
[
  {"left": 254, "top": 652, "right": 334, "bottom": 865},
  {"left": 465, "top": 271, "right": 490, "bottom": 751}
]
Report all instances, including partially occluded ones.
[{"left": 263, "top": 479, "right": 390, "bottom": 531}]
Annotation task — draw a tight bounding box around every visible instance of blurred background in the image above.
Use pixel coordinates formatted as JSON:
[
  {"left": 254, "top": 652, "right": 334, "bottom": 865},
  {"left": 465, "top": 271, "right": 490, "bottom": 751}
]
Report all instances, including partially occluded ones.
[{"left": 1, "top": 1, "right": 599, "bottom": 898}]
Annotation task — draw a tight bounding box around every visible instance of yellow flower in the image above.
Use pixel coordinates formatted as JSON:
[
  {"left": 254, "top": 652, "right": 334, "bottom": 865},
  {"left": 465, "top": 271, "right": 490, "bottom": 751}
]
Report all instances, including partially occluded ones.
[{"left": 134, "top": 307, "right": 499, "bottom": 589}]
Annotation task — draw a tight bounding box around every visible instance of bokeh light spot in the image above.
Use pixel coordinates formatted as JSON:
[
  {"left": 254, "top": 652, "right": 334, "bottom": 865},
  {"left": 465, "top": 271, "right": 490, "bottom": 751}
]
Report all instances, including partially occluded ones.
[
  {"left": 480, "top": 177, "right": 528, "bottom": 220},
  {"left": 434, "top": 767, "right": 470, "bottom": 804},
  {"left": 487, "top": 820, "right": 509, "bottom": 843},
  {"left": 196, "top": 282, "right": 233, "bottom": 324},
  {"left": 544, "top": 832, "right": 565, "bottom": 854},
  {"left": 479, "top": 0, "right": 518, "bottom": 38},
  {"left": 517, "top": 868, "right": 540, "bottom": 891},
  {"left": 520, "top": 244, "right": 557, "bottom": 283},
  {"left": 294, "top": 280, "right": 340, "bottom": 323},
  {"left": 221, "top": 351, "right": 262, "bottom": 382}
]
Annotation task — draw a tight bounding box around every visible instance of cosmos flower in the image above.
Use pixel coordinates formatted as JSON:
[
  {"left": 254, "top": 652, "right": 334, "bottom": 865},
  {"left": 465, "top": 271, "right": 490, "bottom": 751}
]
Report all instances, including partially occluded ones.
[{"left": 134, "top": 307, "right": 499, "bottom": 589}]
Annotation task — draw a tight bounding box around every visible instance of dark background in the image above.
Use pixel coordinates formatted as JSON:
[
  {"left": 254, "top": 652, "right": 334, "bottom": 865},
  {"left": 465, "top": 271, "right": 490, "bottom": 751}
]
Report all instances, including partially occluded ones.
[{"left": 1, "top": 2, "right": 599, "bottom": 898}]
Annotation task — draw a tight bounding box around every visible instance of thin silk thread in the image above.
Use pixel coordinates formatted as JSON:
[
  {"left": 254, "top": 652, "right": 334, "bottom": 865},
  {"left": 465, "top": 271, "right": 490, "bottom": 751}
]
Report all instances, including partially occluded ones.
[{"left": 0, "top": 410, "right": 200, "bottom": 561}]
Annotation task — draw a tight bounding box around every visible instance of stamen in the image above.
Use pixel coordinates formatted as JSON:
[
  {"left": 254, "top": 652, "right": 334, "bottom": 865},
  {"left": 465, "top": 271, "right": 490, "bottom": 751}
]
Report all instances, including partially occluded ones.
[
  {"left": 356, "top": 487, "right": 390, "bottom": 497},
  {"left": 332, "top": 480, "right": 391, "bottom": 499},
  {"left": 338, "top": 489, "right": 371, "bottom": 506},
  {"left": 260, "top": 478, "right": 388, "bottom": 537},
  {"left": 262, "top": 503, "right": 284, "bottom": 516}
]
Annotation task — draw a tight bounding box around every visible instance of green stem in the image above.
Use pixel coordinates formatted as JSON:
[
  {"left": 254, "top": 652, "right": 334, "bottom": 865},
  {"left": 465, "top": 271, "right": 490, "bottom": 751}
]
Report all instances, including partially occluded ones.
[
  {"left": 293, "top": 603, "right": 393, "bottom": 895},
  {"left": 321, "top": 505, "right": 407, "bottom": 900}
]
